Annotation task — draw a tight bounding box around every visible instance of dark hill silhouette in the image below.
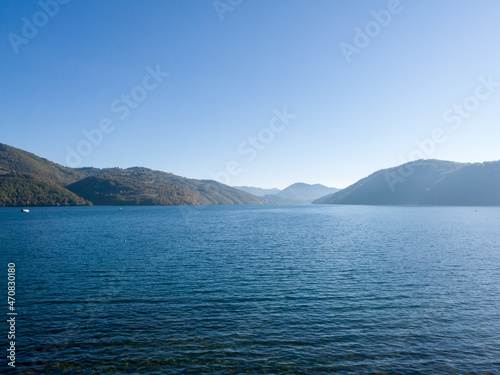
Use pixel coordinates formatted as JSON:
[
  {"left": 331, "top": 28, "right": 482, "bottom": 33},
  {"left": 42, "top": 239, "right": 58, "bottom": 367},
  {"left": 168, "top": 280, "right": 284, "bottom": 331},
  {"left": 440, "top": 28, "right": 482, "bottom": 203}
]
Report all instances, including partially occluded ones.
[{"left": 313, "top": 159, "right": 500, "bottom": 206}]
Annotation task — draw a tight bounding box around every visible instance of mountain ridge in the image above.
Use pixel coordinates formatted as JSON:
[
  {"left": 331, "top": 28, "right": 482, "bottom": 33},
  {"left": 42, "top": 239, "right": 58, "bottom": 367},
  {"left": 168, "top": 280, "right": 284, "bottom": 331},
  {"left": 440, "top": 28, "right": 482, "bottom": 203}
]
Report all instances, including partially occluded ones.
[
  {"left": 0, "top": 143, "right": 268, "bottom": 207},
  {"left": 2, "top": 143, "right": 500, "bottom": 207},
  {"left": 313, "top": 159, "right": 500, "bottom": 206},
  {"left": 233, "top": 186, "right": 280, "bottom": 197},
  {"left": 264, "top": 182, "right": 339, "bottom": 205}
]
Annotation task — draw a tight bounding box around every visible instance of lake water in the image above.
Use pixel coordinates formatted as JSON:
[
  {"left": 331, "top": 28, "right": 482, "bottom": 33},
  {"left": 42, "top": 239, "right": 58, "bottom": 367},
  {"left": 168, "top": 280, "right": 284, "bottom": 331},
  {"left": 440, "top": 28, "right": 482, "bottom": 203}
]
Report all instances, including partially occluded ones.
[{"left": 1, "top": 205, "right": 499, "bottom": 374}]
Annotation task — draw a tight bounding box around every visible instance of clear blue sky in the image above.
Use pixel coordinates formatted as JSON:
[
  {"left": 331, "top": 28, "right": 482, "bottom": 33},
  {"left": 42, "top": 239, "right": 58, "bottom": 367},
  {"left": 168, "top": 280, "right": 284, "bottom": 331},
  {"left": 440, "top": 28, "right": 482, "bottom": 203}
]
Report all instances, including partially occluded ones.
[{"left": 2, "top": 0, "right": 500, "bottom": 189}]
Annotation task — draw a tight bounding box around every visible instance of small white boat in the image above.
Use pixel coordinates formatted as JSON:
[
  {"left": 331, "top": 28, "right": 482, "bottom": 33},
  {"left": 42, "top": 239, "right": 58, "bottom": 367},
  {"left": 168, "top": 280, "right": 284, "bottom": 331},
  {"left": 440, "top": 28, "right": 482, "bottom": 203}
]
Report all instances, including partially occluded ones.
[{"left": 21, "top": 209, "right": 29, "bottom": 213}]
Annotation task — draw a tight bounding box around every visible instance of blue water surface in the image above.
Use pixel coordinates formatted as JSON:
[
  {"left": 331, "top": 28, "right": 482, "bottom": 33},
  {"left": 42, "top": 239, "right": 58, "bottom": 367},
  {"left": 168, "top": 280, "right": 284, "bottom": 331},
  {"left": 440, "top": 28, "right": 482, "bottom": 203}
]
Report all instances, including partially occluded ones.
[{"left": 1, "top": 205, "right": 499, "bottom": 374}]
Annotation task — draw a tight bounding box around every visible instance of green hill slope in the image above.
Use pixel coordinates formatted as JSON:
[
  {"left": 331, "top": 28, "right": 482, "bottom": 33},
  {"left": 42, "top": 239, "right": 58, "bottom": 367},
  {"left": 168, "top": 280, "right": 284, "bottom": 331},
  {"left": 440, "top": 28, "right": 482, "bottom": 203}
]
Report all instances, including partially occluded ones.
[
  {"left": 66, "top": 169, "right": 268, "bottom": 206},
  {"left": 313, "top": 159, "right": 500, "bottom": 206},
  {"left": 0, "top": 143, "right": 85, "bottom": 187},
  {"left": 0, "top": 173, "right": 90, "bottom": 207},
  {"left": 0, "top": 144, "right": 268, "bottom": 207},
  {"left": 197, "top": 180, "right": 268, "bottom": 204}
]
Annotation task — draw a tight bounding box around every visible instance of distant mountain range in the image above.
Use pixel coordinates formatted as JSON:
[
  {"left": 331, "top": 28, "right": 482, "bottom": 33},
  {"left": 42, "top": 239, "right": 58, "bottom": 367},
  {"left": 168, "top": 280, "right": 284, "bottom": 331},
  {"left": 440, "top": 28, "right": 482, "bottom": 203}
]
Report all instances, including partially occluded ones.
[
  {"left": 234, "top": 183, "right": 339, "bottom": 204},
  {"left": 233, "top": 186, "right": 280, "bottom": 197},
  {"left": 2, "top": 143, "right": 500, "bottom": 207},
  {"left": 0, "top": 144, "right": 268, "bottom": 206},
  {"left": 313, "top": 159, "right": 500, "bottom": 206}
]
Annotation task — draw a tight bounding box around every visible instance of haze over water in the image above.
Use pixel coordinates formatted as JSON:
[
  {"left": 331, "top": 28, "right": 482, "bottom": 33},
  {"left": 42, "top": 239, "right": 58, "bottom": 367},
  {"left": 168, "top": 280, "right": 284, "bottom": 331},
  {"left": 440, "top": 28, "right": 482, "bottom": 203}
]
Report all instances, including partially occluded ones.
[{"left": 2, "top": 205, "right": 499, "bottom": 374}]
